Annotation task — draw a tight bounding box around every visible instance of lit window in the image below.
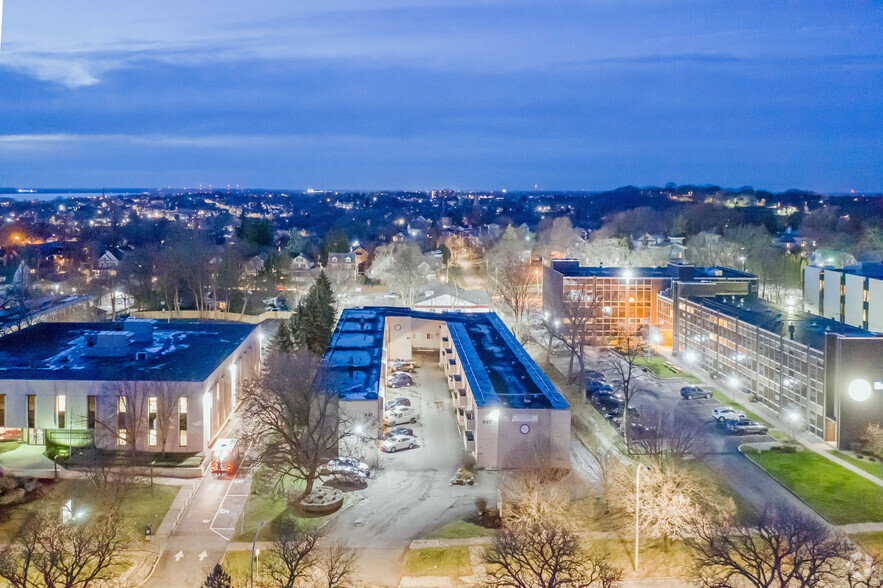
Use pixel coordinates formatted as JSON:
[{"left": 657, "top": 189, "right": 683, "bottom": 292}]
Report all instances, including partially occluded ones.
[
  {"left": 118, "top": 430, "right": 127, "bottom": 446},
  {"left": 56, "top": 395, "right": 66, "bottom": 429}
]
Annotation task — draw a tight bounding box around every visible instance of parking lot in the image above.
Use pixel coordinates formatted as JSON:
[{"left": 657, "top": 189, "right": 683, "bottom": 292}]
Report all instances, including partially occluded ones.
[
  {"left": 572, "top": 347, "right": 822, "bottom": 519},
  {"left": 322, "top": 351, "right": 497, "bottom": 583}
]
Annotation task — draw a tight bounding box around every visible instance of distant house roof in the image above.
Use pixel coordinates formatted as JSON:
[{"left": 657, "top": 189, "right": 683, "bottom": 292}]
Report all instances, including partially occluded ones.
[
  {"left": 323, "top": 307, "right": 568, "bottom": 411},
  {"left": 0, "top": 321, "right": 257, "bottom": 382},
  {"left": 413, "top": 281, "right": 491, "bottom": 307},
  {"left": 328, "top": 252, "right": 355, "bottom": 264}
]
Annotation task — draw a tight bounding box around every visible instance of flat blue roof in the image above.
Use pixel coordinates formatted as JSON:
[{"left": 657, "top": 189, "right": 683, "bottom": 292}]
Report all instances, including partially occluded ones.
[
  {"left": 0, "top": 321, "right": 257, "bottom": 382},
  {"left": 689, "top": 296, "right": 881, "bottom": 350},
  {"left": 323, "top": 307, "right": 569, "bottom": 410}
]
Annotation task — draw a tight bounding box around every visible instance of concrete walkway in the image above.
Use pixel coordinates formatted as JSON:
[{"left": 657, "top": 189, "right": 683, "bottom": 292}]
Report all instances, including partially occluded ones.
[{"left": 0, "top": 444, "right": 76, "bottom": 478}]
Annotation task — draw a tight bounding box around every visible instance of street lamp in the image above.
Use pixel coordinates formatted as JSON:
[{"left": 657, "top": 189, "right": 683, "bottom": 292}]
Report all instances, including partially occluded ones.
[
  {"left": 634, "top": 463, "right": 651, "bottom": 571},
  {"left": 728, "top": 375, "right": 740, "bottom": 402},
  {"left": 250, "top": 521, "right": 265, "bottom": 588}
]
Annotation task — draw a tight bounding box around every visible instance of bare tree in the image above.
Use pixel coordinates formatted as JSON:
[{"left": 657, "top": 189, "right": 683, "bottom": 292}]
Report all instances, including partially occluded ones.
[
  {"left": 605, "top": 325, "right": 647, "bottom": 453},
  {"left": 546, "top": 279, "right": 603, "bottom": 391},
  {"left": 846, "top": 551, "right": 883, "bottom": 588},
  {"left": 0, "top": 506, "right": 131, "bottom": 588},
  {"left": 689, "top": 506, "right": 850, "bottom": 588},
  {"left": 613, "top": 460, "right": 733, "bottom": 551},
  {"left": 152, "top": 379, "right": 186, "bottom": 458},
  {"left": 317, "top": 543, "right": 360, "bottom": 588},
  {"left": 499, "top": 468, "right": 576, "bottom": 530},
  {"left": 480, "top": 521, "right": 622, "bottom": 588},
  {"left": 630, "top": 408, "right": 708, "bottom": 463},
  {"left": 495, "top": 261, "right": 536, "bottom": 340},
  {"left": 262, "top": 515, "right": 321, "bottom": 588},
  {"left": 241, "top": 352, "right": 352, "bottom": 500},
  {"left": 367, "top": 242, "right": 425, "bottom": 306},
  {"left": 98, "top": 380, "right": 150, "bottom": 455},
  {"left": 582, "top": 441, "right": 621, "bottom": 511}
]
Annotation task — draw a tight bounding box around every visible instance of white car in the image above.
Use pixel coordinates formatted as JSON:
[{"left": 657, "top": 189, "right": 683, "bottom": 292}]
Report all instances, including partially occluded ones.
[
  {"left": 384, "top": 406, "right": 419, "bottom": 426},
  {"left": 380, "top": 434, "right": 417, "bottom": 453},
  {"left": 712, "top": 407, "right": 746, "bottom": 422}
]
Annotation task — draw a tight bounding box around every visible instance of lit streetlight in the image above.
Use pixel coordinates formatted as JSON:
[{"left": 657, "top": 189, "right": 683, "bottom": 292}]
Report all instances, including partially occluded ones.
[{"left": 250, "top": 521, "right": 265, "bottom": 588}]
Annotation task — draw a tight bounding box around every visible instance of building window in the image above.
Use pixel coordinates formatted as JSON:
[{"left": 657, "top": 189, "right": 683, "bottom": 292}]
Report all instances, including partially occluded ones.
[
  {"left": 27, "top": 395, "right": 35, "bottom": 429},
  {"left": 178, "top": 397, "right": 188, "bottom": 447},
  {"left": 56, "top": 395, "right": 66, "bottom": 429},
  {"left": 147, "top": 396, "right": 157, "bottom": 446},
  {"left": 118, "top": 396, "right": 127, "bottom": 444},
  {"left": 87, "top": 396, "right": 96, "bottom": 429},
  {"left": 0, "top": 395, "right": 4, "bottom": 427}
]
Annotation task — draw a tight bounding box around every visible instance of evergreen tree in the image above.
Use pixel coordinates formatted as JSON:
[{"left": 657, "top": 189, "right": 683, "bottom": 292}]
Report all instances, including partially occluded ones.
[
  {"left": 291, "top": 271, "right": 337, "bottom": 355},
  {"left": 272, "top": 319, "right": 295, "bottom": 352},
  {"left": 203, "top": 564, "right": 232, "bottom": 588}
]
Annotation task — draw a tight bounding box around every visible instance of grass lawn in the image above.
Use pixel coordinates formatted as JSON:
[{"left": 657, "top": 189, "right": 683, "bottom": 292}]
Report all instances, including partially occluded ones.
[
  {"left": 0, "top": 440, "right": 22, "bottom": 454},
  {"left": 221, "top": 551, "right": 253, "bottom": 585},
  {"left": 833, "top": 450, "right": 883, "bottom": 480},
  {"left": 0, "top": 479, "right": 178, "bottom": 542},
  {"left": 710, "top": 389, "right": 771, "bottom": 427},
  {"left": 633, "top": 355, "right": 701, "bottom": 383},
  {"left": 401, "top": 547, "right": 472, "bottom": 578},
  {"left": 429, "top": 519, "right": 495, "bottom": 539},
  {"left": 744, "top": 448, "right": 883, "bottom": 524},
  {"left": 851, "top": 531, "right": 883, "bottom": 554}
]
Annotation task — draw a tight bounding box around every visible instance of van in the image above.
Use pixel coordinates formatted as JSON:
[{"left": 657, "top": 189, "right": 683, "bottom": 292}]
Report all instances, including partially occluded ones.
[{"left": 210, "top": 438, "right": 242, "bottom": 478}]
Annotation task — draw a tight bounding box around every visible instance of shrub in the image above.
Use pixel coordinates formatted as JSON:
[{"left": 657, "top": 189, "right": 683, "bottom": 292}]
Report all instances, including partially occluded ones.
[{"left": 860, "top": 423, "right": 883, "bottom": 456}]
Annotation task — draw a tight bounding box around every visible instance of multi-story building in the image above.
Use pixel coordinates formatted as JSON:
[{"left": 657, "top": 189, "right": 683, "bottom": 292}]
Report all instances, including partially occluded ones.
[
  {"left": 0, "top": 319, "right": 261, "bottom": 453},
  {"left": 804, "top": 263, "right": 883, "bottom": 332},
  {"left": 654, "top": 293, "right": 883, "bottom": 449},
  {"left": 543, "top": 259, "right": 756, "bottom": 344},
  {"left": 323, "top": 307, "right": 571, "bottom": 469}
]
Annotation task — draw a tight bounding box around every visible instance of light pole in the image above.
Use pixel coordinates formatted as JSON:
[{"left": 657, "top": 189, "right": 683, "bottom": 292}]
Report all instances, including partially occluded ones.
[
  {"left": 250, "top": 521, "right": 265, "bottom": 588},
  {"left": 634, "top": 463, "right": 650, "bottom": 571}
]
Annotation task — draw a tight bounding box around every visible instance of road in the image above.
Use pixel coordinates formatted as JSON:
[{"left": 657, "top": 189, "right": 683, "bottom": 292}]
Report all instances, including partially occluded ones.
[
  {"left": 562, "top": 346, "right": 823, "bottom": 521},
  {"left": 145, "top": 436, "right": 254, "bottom": 587}
]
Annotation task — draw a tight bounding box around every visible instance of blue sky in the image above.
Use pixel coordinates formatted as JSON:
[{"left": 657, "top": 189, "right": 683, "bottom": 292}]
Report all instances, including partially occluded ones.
[{"left": 0, "top": 1, "right": 880, "bottom": 192}]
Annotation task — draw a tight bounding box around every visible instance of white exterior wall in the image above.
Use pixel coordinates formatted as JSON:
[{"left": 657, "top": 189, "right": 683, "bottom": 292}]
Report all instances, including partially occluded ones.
[
  {"left": 385, "top": 316, "right": 413, "bottom": 360},
  {"left": 804, "top": 266, "right": 821, "bottom": 314},
  {"left": 870, "top": 278, "right": 883, "bottom": 332},
  {"left": 823, "top": 269, "right": 842, "bottom": 321},
  {"left": 0, "top": 327, "right": 262, "bottom": 454},
  {"left": 844, "top": 273, "right": 865, "bottom": 328}
]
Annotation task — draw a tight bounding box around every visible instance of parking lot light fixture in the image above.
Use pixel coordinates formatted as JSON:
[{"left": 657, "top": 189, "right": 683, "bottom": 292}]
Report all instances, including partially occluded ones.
[{"left": 848, "top": 379, "right": 872, "bottom": 402}]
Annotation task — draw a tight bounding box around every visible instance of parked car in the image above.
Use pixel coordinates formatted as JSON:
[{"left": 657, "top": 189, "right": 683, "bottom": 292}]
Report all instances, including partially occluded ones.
[
  {"left": 627, "top": 421, "right": 658, "bottom": 439},
  {"left": 584, "top": 370, "right": 606, "bottom": 381},
  {"left": 321, "top": 457, "right": 371, "bottom": 478},
  {"left": 587, "top": 379, "right": 613, "bottom": 394},
  {"left": 389, "top": 359, "right": 416, "bottom": 372},
  {"left": 387, "top": 372, "right": 413, "bottom": 388},
  {"left": 726, "top": 419, "right": 769, "bottom": 435},
  {"left": 680, "top": 386, "right": 712, "bottom": 399},
  {"left": 330, "top": 465, "right": 369, "bottom": 484},
  {"left": 712, "top": 406, "right": 746, "bottom": 422},
  {"left": 384, "top": 406, "right": 419, "bottom": 426},
  {"left": 384, "top": 397, "right": 411, "bottom": 410},
  {"left": 380, "top": 434, "right": 418, "bottom": 453},
  {"left": 592, "top": 387, "right": 624, "bottom": 401},
  {"left": 383, "top": 427, "right": 415, "bottom": 440}
]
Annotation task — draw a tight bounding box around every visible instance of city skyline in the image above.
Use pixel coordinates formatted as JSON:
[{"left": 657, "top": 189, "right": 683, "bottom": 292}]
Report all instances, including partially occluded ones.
[{"left": 0, "top": 1, "right": 880, "bottom": 191}]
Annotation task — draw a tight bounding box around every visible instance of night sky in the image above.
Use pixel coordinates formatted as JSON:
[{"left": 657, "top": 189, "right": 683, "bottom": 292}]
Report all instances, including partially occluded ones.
[{"left": 0, "top": 1, "right": 880, "bottom": 192}]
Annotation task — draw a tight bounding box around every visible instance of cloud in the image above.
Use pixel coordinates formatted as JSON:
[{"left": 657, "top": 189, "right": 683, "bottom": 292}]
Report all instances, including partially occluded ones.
[{"left": 0, "top": 53, "right": 117, "bottom": 87}]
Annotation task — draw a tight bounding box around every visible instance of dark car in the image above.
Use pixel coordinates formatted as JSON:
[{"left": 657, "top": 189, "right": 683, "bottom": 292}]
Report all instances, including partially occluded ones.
[
  {"left": 587, "top": 379, "right": 612, "bottom": 393},
  {"left": 627, "top": 421, "right": 658, "bottom": 439},
  {"left": 383, "top": 427, "right": 415, "bottom": 440},
  {"left": 387, "top": 373, "right": 413, "bottom": 388},
  {"left": 726, "top": 419, "right": 769, "bottom": 435},
  {"left": 384, "top": 397, "right": 411, "bottom": 410},
  {"left": 680, "top": 386, "right": 712, "bottom": 400}
]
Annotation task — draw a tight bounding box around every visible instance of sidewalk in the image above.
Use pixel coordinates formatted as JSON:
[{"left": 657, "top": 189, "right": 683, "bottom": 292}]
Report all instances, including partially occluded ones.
[{"left": 655, "top": 348, "right": 883, "bottom": 488}]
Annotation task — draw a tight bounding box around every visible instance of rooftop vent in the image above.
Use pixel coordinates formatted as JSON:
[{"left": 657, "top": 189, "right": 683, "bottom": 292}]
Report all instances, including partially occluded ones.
[{"left": 135, "top": 351, "right": 148, "bottom": 362}]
